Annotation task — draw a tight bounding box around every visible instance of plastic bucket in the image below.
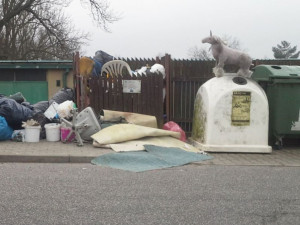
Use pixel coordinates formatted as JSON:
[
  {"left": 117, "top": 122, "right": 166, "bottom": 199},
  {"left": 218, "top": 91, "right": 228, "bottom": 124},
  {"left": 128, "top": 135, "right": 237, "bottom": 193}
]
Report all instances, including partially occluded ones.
[
  {"left": 61, "top": 127, "right": 75, "bottom": 142},
  {"left": 45, "top": 123, "right": 61, "bottom": 142},
  {"left": 25, "top": 126, "right": 41, "bottom": 142}
]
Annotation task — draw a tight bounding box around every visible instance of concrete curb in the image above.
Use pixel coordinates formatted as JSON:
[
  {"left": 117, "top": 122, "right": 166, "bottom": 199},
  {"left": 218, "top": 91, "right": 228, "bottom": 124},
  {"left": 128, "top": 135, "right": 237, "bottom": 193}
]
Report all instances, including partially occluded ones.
[
  {"left": 0, "top": 155, "right": 95, "bottom": 163},
  {"left": 0, "top": 140, "right": 300, "bottom": 166}
]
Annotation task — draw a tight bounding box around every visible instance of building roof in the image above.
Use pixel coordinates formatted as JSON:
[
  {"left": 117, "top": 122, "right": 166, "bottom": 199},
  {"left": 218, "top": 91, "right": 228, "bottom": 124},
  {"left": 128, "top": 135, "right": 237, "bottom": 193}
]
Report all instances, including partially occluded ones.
[{"left": 0, "top": 60, "right": 73, "bottom": 69}]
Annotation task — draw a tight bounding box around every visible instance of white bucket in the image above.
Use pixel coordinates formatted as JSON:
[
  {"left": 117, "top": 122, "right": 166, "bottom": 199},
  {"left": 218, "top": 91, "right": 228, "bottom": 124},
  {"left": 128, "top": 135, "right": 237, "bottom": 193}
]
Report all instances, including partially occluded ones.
[
  {"left": 25, "top": 126, "right": 41, "bottom": 142},
  {"left": 45, "top": 123, "right": 61, "bottom": 142}
]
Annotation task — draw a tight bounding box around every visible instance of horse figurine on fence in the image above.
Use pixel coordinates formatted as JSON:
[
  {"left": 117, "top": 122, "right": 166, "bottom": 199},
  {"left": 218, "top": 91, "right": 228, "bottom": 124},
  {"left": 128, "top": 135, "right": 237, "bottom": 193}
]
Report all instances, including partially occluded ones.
[{"left": 202, "top": 31, "right": 252, "bottom": 78}]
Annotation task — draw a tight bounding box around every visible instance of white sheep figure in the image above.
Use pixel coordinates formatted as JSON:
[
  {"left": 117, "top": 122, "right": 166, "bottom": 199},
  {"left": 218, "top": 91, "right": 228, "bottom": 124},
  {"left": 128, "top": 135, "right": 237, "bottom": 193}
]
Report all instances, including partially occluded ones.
[{"left": 202, "top": 31, "right": 252, "bottom": 78}]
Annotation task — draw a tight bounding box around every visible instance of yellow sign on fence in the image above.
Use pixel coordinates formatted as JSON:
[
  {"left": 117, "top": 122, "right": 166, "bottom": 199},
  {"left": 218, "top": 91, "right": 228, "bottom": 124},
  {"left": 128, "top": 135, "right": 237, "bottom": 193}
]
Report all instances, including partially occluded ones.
[{"left": 231, "top": 91, "right": 251, "bottom": 126}]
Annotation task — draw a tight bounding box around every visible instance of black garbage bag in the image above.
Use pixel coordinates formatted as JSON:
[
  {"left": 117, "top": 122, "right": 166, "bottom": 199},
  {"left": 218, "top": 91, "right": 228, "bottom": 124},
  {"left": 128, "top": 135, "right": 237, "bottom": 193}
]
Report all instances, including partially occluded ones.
[
  {"left": 0, "top": 97, "right": 33, "bottom": 129},
  {"left": 93, "top": 50, "right": 114, "bottom": 65},
  {"left": 32, "top": 100, "right": 54, "bottom": 113},
  {"left": 51, "top": 88, "right": 74, "bottom": 104},
  {"left": 21, "top": 101, "right": 34, "bottom": 110},
  {"left": 8, "top": 92, "right": 26, "bottom": 104}
]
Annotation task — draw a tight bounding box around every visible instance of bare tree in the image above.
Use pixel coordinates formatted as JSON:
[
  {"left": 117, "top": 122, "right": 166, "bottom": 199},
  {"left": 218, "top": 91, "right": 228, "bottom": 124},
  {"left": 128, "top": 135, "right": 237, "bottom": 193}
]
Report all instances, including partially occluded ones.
[
  {"left": 188, "top": 46, "right": 211, "bottom": 60},
  {"left": 80, "top": 0, "right": 118, "bottom": 31},
  {"left": 0, "top": 0, "right": 117, "bottom": 32},
  {"left": 0, "top": 0, "right": 118, "bottom": 59},
  {"left": 221, "top": 34, "right": 242, "bottom": 50}
]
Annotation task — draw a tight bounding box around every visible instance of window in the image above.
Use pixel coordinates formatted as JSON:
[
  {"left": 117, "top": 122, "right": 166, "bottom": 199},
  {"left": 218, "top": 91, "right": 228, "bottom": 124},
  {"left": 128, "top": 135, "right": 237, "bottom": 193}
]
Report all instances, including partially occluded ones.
[{"left": 0, "top": 69, "right": 47, "bottom": 81}]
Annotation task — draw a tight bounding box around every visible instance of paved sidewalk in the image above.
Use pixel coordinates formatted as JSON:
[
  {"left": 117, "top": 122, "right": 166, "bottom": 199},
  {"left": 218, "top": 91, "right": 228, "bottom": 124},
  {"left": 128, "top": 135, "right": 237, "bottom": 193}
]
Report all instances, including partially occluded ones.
[
  {"left": 0, "top": 140, "right": 111, "bottom": 163},
  {"left": 0, "top": 140, "right": 300, "bottom": 166},
  {"left": 197, "top": 149, "right": 300, "bottom": 167}
]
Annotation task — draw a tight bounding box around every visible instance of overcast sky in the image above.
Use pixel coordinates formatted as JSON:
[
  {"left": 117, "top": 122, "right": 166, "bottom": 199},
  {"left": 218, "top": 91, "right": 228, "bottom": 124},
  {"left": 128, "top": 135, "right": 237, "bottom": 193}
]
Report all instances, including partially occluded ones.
[{"left": 65, "top": 0, "right": 300, "bottom": 60}]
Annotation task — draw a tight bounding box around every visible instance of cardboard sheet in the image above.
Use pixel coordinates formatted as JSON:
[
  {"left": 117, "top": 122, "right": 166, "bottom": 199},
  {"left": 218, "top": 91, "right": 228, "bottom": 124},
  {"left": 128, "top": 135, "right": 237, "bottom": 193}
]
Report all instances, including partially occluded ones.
[
  {"left": 93, "top": 136, "right": 200, "bottom": 153},
  {"left": 91, "top": 124, "right": 180, "bottom": 145},
  {"left": 102, "top": 110, "right": 157, "bottom": 128}
]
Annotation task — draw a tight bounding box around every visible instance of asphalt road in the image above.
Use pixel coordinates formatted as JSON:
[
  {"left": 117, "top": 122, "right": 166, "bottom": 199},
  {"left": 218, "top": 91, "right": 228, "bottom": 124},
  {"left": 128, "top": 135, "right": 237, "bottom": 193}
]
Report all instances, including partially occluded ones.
[{"left": 0, "top": 163, "right": 299, "bottom": 225}]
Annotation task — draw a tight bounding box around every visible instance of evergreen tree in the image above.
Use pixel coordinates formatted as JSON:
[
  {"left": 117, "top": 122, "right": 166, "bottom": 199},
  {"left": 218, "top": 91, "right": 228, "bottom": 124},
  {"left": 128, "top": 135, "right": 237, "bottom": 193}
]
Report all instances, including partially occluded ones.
[{"left": 272, "top": 41, "right": 300, "bottom": 59}]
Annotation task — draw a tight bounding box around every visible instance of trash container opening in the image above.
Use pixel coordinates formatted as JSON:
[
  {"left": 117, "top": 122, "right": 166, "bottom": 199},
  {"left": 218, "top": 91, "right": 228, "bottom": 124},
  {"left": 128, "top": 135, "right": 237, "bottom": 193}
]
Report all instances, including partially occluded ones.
[
  {"left": 271, "top": 66, "right": 281, "bottom": 70},
  {"left": 232, "top": 76, "right": 247, "bottom": 85}
]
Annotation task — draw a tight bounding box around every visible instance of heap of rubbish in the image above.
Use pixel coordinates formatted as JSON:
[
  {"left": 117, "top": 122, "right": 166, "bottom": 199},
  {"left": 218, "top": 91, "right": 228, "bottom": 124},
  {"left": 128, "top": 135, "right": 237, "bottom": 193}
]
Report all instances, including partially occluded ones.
[
  {"left": 0, "top": 51, "right": 213, "bottom": 171},
  {"left": 0, "top": 88, "right": 74, "bottom": 142},
  {"left": 0, "top": 87, "right": 212, "bottom": 171},
  {"left": 0, "top": 87, "right": 189, "bottom": 148}
]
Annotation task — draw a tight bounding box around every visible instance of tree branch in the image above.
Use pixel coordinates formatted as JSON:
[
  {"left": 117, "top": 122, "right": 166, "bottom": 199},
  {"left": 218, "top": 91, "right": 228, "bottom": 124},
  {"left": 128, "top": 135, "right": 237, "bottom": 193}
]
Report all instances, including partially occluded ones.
[{"left": 0, "top": 0, "right": 36, "bottom": 31}]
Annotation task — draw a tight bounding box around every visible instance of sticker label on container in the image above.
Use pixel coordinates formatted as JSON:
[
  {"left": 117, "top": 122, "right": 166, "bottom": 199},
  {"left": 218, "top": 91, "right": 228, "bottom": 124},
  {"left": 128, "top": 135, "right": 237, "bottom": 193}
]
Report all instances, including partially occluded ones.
[{"left": 231, "top": 91, "right": 251, "bottom": 126}]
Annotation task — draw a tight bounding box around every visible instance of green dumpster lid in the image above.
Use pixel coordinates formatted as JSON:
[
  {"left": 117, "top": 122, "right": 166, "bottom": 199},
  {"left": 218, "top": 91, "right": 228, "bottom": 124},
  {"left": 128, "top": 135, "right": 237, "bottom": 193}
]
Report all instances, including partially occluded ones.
[{"left": 252, "top": 65, "right": 300, "bottom": 81}]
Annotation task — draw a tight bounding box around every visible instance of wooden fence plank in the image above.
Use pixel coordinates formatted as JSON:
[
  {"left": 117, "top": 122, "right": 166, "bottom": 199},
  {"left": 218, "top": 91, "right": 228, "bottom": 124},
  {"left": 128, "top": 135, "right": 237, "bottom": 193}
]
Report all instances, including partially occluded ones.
[
  {"left": 149, "top": 74, "right": 156, "bottom": 116},
  {"left": 89, "top": 76, "right": 97, "bottom": 112},
  {"left": 122, "top": 74, "right": 130, "bottom": 112},
  {"left": 103, "top": 75, "right": 109, "bottom": 109},
  {"left": 116, "top": 75, "right": 124, "bottom": 111},
  {"left": 140, "top": 74, "right": 147, "bottom": 114},
  {"left": 152, "top": 74, "right": 158, "bottom": 124},
  {"left": 98, "top": 76, "right": 104, "bottom": 112},
  {"left": 136, "top": 74, "right": 142, "bottom": 113},
  {"left": 131, "top": 74, "right": 138, "bottom": 113},
  {"left": 108, "top": 75, "right": 113, "bottom": 109},
  {"left": 155, "top": 73, "right": 164, "bottom": 127}
]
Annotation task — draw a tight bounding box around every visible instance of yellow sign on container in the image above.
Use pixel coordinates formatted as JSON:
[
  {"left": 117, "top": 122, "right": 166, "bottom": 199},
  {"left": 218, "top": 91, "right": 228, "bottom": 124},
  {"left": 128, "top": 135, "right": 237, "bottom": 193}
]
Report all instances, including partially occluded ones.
[{"left": 231, "top": 91, "right": 251, "bottom": 126}]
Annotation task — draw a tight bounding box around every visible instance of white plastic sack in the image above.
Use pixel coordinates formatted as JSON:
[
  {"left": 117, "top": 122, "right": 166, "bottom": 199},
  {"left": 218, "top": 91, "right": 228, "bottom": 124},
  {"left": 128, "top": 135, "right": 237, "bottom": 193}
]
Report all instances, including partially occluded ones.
[
  {"left": 57, "top": 100, "right": 74, "bottom": 119},
  {"left": 150, "top": 64, "right": 166, "bottom": 79}
]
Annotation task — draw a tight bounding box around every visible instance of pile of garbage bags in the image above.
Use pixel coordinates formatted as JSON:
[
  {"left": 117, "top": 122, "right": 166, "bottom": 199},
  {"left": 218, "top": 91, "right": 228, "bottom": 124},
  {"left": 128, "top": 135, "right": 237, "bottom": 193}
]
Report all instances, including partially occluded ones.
[
  {"left": 0, "top": 88, "right": 75, "bottom": 141},
  {"left": 0, "top": 96, "right": 33, "bottom": 129},
  {"left": 80, "top": 50, "right": 115, "bottom": 77}
]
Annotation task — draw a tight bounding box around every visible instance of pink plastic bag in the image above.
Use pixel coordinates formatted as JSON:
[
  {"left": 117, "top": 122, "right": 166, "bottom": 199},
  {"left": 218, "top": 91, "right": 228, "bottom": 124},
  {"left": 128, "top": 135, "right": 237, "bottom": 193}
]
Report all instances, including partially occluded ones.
[{"left": 163, "top": 121, "right": 186, "bottom": 142}]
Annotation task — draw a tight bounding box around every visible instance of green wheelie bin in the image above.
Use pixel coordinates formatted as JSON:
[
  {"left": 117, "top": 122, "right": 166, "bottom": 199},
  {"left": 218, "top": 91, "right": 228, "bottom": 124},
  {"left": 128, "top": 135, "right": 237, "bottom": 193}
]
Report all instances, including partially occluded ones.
[{"left": 252, "top": 65, "right": 300, "bottom": 149}]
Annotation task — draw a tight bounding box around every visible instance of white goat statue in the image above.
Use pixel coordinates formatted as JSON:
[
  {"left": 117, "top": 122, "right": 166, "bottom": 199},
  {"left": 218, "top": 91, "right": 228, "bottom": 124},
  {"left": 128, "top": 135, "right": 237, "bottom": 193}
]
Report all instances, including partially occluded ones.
[{"left": 202, "top": 31, "right": 252, "bottom": 78}]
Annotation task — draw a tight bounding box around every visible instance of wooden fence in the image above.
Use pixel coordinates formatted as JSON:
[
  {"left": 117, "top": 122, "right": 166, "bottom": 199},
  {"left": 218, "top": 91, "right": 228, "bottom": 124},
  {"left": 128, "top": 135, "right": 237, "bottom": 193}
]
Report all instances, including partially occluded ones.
[
  {"left": 166, "top": 58, "right": 300, "bottom": 136},
  {"left": 167, "top": 59, "right": 214, "bottom": 135},
  {"left": 73, "top": 53, "right": 164, "bottom": 127},
  {"left": 73, "top": 52, "right": 300, "bottom": 136},
  {"left": 89, "top": 73, "right": 164, "bottom": 127}
]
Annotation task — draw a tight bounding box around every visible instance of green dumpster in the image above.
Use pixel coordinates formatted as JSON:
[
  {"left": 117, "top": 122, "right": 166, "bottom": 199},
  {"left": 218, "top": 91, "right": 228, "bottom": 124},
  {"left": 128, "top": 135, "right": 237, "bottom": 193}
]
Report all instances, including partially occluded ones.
[{"left": 252, "top": 65, "right": 300, "bottom": 148}]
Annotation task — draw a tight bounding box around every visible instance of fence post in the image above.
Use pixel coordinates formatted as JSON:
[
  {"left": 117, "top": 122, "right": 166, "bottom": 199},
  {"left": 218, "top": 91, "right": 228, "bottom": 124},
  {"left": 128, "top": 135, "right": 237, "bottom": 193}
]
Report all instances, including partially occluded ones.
[
  {"left": 164, "top": 53, "right": 171, "bottom": 122},
  {"left": 73, "top": 52, "right": 81, "bottom": 110}
]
